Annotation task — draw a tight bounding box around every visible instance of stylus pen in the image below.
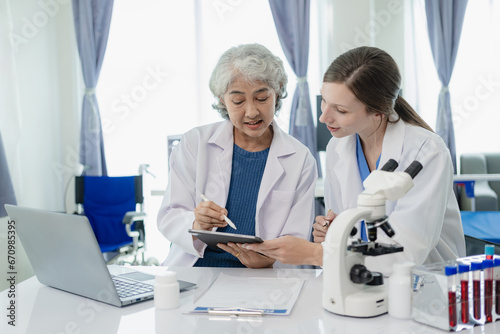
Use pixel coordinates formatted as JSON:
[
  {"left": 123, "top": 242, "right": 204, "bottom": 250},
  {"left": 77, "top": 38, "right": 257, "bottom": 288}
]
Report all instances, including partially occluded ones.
[
  {"left": 200, "top": 194, "right": 237, "bottom": 230},
  {"left": 323, "top": 209, "right": 333, "bottom": 228}
]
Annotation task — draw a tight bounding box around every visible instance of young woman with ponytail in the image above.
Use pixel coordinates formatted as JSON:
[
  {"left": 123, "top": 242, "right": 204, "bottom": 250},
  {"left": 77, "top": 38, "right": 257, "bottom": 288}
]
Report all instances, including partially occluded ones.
[{"left": 241, "top": 46, "right": 465, "bottom": 273}]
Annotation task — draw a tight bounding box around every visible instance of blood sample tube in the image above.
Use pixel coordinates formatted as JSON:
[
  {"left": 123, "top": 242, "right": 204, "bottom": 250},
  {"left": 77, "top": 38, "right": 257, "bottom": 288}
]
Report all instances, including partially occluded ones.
[
  {"left": 445, "top": 265, "right": 458, "bottom": 328},
  {"left": 485, "top": 244, "right": 495, "bottom": 260},
  {"left": 483, "top": 259, "right": 494, "bottom": 322},
  {"left": 471, "top": 261, "right": 482, "bottom": 320},
  {"left": 458, "top": 263, "right": 470, "bottom": 324},
  {"left": 494, "top": 258, "right": 500, "bottom": 315}
]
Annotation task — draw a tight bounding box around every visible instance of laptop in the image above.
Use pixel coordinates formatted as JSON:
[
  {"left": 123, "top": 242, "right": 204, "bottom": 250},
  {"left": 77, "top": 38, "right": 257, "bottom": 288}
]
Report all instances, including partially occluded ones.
[{"left": 4, "top": 204, "right": 196, "bottom": 307}]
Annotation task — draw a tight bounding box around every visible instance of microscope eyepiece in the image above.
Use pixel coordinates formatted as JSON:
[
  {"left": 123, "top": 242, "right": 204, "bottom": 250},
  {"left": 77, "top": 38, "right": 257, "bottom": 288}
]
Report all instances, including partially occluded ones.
[
  {"left": 380, "top": 159, "right": 398, "bottom": 172},
  {"left": 404, "top": 161, "right": 423, "bottom": 179}
]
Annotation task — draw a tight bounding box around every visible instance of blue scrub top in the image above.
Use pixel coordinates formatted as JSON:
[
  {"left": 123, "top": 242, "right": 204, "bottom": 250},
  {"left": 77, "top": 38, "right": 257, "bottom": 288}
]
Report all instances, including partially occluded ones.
[{"left": 356, "top": 134, "right": 381, "bottom": 241}]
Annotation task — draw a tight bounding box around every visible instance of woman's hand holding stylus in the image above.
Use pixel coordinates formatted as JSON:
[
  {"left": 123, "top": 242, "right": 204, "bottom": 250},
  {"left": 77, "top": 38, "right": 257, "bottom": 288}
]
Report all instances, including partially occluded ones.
[{"left": 312, "top": 209, "right": 336, "bottom": 243}]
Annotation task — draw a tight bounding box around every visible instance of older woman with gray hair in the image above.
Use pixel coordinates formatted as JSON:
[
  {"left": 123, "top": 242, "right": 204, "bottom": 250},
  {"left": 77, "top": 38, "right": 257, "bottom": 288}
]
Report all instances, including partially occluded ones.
[{"left": 157, "top": 43, "right": 317, "bottom": 268}]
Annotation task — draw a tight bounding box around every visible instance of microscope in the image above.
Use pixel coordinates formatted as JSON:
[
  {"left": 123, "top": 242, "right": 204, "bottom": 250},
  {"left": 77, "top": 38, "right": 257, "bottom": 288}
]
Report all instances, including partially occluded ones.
[{"left": 322, "top": 159, "right": 423, "bottom": 318}]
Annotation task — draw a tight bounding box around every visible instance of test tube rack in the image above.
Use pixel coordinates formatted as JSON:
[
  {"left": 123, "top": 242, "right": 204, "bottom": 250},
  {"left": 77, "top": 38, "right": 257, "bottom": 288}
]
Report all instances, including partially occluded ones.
[{"left": 411, "top": 254, "right": 500, "bottom": 332}]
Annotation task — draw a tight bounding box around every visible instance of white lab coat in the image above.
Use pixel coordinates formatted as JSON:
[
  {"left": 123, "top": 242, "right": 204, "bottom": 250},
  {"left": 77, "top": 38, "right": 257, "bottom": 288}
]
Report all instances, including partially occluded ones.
[
  {"left": 157, "top": 120, "right": 318, "bottom": 267},
  {"left": 324, "top": 119, "right": 466, "bottom": 273}
]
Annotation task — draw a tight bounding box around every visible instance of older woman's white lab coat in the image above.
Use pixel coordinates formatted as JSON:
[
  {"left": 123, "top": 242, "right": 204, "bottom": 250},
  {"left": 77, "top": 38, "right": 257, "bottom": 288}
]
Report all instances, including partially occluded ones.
[
  {"left": 324, "top": 119, "right": 466, "bottom": 273},
  {"left": 157, "top": 120, "right": 318, "bottom": 267}
]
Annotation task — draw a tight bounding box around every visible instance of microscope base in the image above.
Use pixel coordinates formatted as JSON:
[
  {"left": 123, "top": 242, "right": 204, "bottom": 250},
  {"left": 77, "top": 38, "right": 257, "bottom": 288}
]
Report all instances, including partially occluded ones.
[{"left": 323, "top": 285, "right": 388, "bottom": 318}]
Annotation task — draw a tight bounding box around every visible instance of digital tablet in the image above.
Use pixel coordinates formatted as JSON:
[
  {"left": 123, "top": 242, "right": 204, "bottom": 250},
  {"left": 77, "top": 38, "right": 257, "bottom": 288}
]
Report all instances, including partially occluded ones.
[{"left": 188, "top": 229, "right": 264, "bottom": 249}]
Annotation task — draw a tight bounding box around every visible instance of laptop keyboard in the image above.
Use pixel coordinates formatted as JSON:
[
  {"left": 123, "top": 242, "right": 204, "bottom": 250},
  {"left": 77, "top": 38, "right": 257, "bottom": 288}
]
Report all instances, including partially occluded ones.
[{"left": 111, "top": 275, "right": 154, "bottom": 299}]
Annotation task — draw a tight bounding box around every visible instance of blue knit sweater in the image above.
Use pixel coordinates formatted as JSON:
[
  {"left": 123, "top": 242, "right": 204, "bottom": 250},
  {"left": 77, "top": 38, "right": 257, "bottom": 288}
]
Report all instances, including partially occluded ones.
[{"left": 194, "top": 144, "right": 269, "bottom": 267}]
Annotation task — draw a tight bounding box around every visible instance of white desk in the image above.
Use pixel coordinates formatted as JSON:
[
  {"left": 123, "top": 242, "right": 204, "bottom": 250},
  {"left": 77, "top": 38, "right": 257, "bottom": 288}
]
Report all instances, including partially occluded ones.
[
  {"left": 454, "top": 174, "right": 500, "bottom": 182},
  {"left": 152, "top": 178, "right": 327, "bottom": 199},
  {"left": 302, "top": 175, "right": 500, "bottom": 200},
  {"left": 1, "top": 267, "right": 498, "bottom": 334}
]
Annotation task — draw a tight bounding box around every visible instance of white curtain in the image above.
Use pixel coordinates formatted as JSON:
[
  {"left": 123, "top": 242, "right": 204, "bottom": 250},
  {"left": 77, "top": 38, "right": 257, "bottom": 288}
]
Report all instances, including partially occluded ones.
[
  {"left": 0, "top": 0, "right": 32, "bottom": 289},
  {"left": 0, "top": 0, "right": 82, "bottom": 211},
  {"left": 0, "top": 0, "right": 23, "bottom": 207}
]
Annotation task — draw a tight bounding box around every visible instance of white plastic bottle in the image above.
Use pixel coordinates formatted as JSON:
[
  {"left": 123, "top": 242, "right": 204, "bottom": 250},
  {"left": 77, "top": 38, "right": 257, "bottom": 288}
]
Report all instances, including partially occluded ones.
[
  {"left": 388, "top": 261, "right": 415, "bottom": 319},
  {"left": 154, "top": 271, "right": 179, "bottom": 310}
]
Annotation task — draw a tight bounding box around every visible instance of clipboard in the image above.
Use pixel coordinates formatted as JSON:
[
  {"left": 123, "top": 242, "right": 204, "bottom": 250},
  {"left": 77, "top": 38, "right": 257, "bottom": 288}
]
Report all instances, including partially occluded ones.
[
  {"left": 188, "top": 229, "right": 263, "bottom": 249},
  {"left": 186, "top": 273, "right": 305, "bottom": 316}
]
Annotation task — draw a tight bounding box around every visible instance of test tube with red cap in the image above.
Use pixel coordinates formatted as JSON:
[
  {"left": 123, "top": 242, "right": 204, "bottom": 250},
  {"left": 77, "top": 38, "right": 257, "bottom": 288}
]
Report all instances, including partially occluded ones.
[
  {"left": 445, "top": 265, "right": 458, "bottom": 328},
  {"left": 494, "top": 258, "right": 500, "bottom": 315},
  {"left": 483, "top": 259, "right": 494, "bottom": 322},
  {"left": 485, "top": 244, "right": 495, "bottom": 260},
  {"left": 471, "top": 261, "right": 482, "bottom": 320},
  {"left": 458, "top": 263, "right": 470, "bottom": 324}
]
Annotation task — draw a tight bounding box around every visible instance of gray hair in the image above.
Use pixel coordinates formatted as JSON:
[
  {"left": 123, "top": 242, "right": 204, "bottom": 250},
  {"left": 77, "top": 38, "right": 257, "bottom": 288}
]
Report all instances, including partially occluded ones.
[{"left": 209, "top": 43, "right": 288, "bottom": 119}]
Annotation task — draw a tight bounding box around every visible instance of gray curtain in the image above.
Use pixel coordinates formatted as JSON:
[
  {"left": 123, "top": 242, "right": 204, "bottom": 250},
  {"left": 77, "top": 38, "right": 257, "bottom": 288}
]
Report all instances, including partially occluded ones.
[
  {"left": 425, "top": 0, "right": 468, "bottom": 173},
  {"left": 72, "top": 0, "right": 114, "bottom": 176},
  {"left": 0, "top": 132, "right": 16, "bottom": 217},
  {"left": 269, "top": 0, "right": 321, "bottom": 177}
]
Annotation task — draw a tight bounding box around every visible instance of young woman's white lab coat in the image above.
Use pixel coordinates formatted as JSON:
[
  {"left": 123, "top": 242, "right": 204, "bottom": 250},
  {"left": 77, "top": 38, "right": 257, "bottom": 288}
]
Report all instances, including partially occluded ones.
[
  {"left": 157, "top": 120, "right": 318, "bottom": 267},
  {"left": 324, "top": 119, "right": 466, "bottom": 273}
]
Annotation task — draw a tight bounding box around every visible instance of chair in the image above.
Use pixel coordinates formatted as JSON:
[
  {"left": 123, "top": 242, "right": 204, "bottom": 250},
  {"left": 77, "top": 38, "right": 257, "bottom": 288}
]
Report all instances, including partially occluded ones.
[
  {"left": 75, "top": 174, "right": 159, "bottom": 265},
  {"left": 464, "top": 235, "right": 500, "bottom": 257},
  {"left": 167, "top": 134, "right": 182, "bottom": 171},
  {"left": 459, "top": 153, "right": 500, "bottom": 211}
]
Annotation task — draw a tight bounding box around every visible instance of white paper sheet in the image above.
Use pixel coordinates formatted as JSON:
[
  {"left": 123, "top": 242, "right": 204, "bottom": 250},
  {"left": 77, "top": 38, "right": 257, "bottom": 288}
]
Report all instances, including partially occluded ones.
[{"left": 187, "top": 273, "right": 305, "bottom": 316}]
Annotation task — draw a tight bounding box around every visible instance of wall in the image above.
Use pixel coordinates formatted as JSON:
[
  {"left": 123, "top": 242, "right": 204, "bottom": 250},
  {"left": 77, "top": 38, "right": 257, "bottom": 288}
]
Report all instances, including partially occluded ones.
[{"left": 317, "top": 0, "right": 407, "bottom": 88}]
